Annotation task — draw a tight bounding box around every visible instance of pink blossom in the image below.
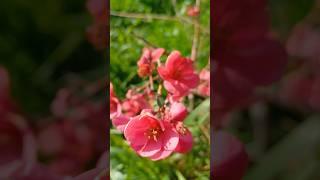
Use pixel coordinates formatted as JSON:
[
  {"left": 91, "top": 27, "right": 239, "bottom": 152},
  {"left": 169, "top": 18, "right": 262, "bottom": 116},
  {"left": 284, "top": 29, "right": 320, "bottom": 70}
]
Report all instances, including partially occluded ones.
[
  {"left": 197, "top": 69, "right": 210, "bottom": 97},
  {"left": 0, "top": 67, "right": 16, "bottom": 112},
  {"left": 212, "top": 0, "right": 287, "bottom": 124},
  {"left": 212, "top": 131, "right": 249, "bottom": 180},
  {"left": 158, "top": 51, "right": 199, "bottom": 100},
  {"left": 287, "top": 23, "right": 320, "bottom": 61},
  {"left": 110, "top": 83, "right": 121, "bottom": 119},
  {"left": 124, "top": 111, "right": 179, "bottom": 161},
  {"left": 51, "top": 88, "right": 71, "bottom": 117},
  {"left": 122, "top": 89, "right": 150, "bottom": 117},
  {"left": 137, "top": 48, "right": 164, "bottom": 77},
  {"left": 37, "top": 120, "right": 95, "bottom": 176},
  {"left": 111, "top": 114, "right": 130, "bottom": 132},
  {"left": 187, "top": 6, "right": 200, "bottom": 17},
  {"left": 278, "top": 68, "right": 320, "bottom": 111},
  {"left": 166, "top": 102, "right": 193, "bottom": 153}
]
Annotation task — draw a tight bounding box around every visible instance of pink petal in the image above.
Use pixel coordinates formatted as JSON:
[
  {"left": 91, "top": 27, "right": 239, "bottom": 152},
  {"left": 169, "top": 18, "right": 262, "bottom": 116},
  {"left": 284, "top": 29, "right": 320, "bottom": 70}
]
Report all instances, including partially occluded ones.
[
  {"left": 174, "top": 130, "right": 193, "bottom": 153},
  {"left": 169, "top": 102, "right": 188, "bottom": 122},
  {"left": 213, "top": 131, "right": 249, "bottom": 180},
  {"left": 138, "top": 139, "right": 162, "bottom": 157},
  {"left": 164, "top": 80, "right": 189, "bottom": 100},
  {"left": 180, "top": 74, "right": 200, "bottom": 89},
  {"left": 124, "top": 118, "right": 149, "bottom": 146},
  {"left": 149, "top": 149, "right": 174, "bottom": 161},
  {"left": 151, "top": 48, "right": 165, "bottom": 62},
  {"left": 162, "top": 123, "right": 179, "bottom": 151},
  {"left": 111, "top": 114, "right": 130, "bottom": 132},
  {"left": 157, "top": 66, "right": 169, "bottom": 80},
  {"left": 166, "top": 51, "right": 181, "bottom": 72}
]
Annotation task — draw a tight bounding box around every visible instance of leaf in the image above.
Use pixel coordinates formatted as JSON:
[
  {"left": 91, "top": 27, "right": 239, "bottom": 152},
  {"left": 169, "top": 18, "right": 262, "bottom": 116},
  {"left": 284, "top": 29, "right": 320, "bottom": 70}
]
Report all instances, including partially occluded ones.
[
  {"left": 185, "top": 98, "right": 210, "bottom": 125},
  {"left": 175, "top": 170, "right": 187, "bottom": 180}
]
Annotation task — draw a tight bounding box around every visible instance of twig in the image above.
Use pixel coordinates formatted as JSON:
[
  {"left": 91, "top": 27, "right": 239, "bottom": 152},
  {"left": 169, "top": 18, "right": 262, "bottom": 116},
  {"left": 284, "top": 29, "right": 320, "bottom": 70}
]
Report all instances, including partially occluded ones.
[
  {"left": 250, "top": 102, "right": 268, "bottom": 159},
  {"left": 171, "top": 0, "right": 178, "bottom": 15},
  {"left": 191, "top": 0, "right": 201, "bottom": 61},
  {"left": 111, "top": 11, "right": 209, "bottom": 34},
  {"left": 157, "top": 84, "right": 163, "bottom": 95},
  {"left": 149, "top": 75, "right": 154, "bottom": 90},
  {"left": 131, "top": 32, "right": 157, "bottom": 48},
  {"left": 188, "top": 0, "right": 201, "bottom": 109},
  {"left": 111, "top": 11, "right": 178, "bottom": 21}
]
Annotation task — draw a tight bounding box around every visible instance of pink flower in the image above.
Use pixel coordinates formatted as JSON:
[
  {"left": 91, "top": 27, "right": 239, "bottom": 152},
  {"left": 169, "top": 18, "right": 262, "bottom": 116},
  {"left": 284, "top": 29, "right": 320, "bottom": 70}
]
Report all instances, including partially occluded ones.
[
  {"left": 212, "top": 0, "right": 287, "bottom": 123},
  {"left": 0, "top": 67, "right": 16, "bottom": 113},
  {"left": 278, "top": 68, "right": 320, "bottom": 111},
  {"left": 51, "top": 88, "right": 71, "bottom": 117},
  {"left": 166, "top": 102, "right": 193, "bottom": 153},
  {"left": 0, "top": 114, "right": 39, "bottom": 179},
  {"left": 212, "top": 131, "right": 249, "bottom": 180},
  {"left": 124, "top": 110, "right": 179, "bottom": 161},
  {"left": 110, "top": 83, "right": 121, "bottom": 119},
  {"left": 158, "top": 51, "right": 199, "bottom": 100},
  {"left": 287, "top": 23, "right": 320, "bottom": 61},
  {"left": 137, "top": 48, "right": 164, "bottom": 77},
  {"left": 111, "top": 114, "right": 130, "bottom": 132},
  {"left": 122, "top": 89, "right": 150, "bottom": 117},
  {"left": 187, "top": 6, "right": 200, "bottom": 17},
  {"left": 197, "top": 69, "right": 210, "bottom": 97}
]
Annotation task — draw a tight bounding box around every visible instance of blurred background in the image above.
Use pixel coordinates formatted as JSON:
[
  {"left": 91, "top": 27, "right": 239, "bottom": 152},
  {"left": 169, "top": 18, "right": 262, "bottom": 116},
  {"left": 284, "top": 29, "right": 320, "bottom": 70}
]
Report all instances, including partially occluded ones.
[
  {"left": 0, "top": 0, "right": 107, "bottom": 178},
  {"left": 110, "top": 0, "right": 210, "bottom": 179},
  {"left": 212, "top": 0, "right": 320, "bottom": 179}
]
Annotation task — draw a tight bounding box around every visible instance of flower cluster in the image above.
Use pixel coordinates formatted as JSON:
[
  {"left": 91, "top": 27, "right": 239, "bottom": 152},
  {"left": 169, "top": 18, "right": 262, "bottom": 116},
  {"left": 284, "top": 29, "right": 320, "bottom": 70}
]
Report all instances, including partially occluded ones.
[
  {"left": 0, "top": 66, "right": 108, "bottom": 179},
  {"left": 110, "top": 49, "right": 209, "bottom": 160},
  {"left": 211, "top": 0, "right": 287, "bottom": 178}
]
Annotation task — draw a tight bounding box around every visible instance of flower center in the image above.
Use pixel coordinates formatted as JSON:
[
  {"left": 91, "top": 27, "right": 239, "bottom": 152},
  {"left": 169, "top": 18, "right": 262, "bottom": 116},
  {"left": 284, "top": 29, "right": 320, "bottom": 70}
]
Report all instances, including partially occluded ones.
[
  {"left": 176, "top": 122, "right": 187, "bottom": 135},
  {"left": 145, "top": 127, "right": 162, "bottom": 141}
]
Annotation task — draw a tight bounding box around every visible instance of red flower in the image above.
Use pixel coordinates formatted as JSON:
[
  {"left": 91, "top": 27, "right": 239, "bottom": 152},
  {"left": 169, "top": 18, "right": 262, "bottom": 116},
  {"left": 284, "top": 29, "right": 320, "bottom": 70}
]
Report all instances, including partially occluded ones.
[
  {"left": 124, "top": 110, "right": 179, "bottom": 161},
  {"left": 164, "top": 102, "right": 193, "bottom": 153},
  {"left": 287, "top": 23, "right": 320, "bottom": 61},
  {"left": 197, "top": 69, "right": 210, "bottom": 97},
  {"left": 187, "top": 6, "right": 200, "bottom": 17},
  {"left": 158, "top": 51, "right": 200, "bottom": 100},
  {"left": 212, "top": 0, "right": 287, "bottom": 121},
  {"left": 122, "top": 89, "right": 150, "bottom": 117},
  {"left": 111, "top": 114, "right": 130, "bottom": 132},
  {"left": 212, "top": 131, "right": 249, "bottom": 180},
  {"left": 110, "top": 83, "right": 121, "bottom": 119}
]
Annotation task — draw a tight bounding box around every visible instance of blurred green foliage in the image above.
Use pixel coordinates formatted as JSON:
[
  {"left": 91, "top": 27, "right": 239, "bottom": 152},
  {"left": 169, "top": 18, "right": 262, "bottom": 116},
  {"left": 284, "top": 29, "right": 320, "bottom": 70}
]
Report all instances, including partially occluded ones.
[{"left": 110, "top": 0, "right": 210, "bottom": 179}]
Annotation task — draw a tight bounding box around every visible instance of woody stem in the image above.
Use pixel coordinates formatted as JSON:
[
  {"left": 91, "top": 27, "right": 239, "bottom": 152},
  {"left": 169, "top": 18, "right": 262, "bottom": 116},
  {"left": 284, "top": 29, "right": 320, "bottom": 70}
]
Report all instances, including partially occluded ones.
[{"left": 149, "top": 75, "right": 154, "bottom": 90}]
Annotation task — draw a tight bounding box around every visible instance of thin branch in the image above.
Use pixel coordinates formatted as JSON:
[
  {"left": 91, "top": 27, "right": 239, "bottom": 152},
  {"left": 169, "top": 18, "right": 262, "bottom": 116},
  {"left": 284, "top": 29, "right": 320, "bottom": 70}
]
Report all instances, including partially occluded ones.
[
  {"left": 131, "top": 32, "right": 157, "bottom": 48},
  {"left": 111, "top": 11, "right": 178, "bottom": 21},
  {"left": 111, "top": 11, "right": 209, "bottom": 34},
  {"left": 171, "top": 0, "right": 178, "bottom": 15},
  {"left": 191, "top": 0, "right": 201, "bottom": 61}
]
